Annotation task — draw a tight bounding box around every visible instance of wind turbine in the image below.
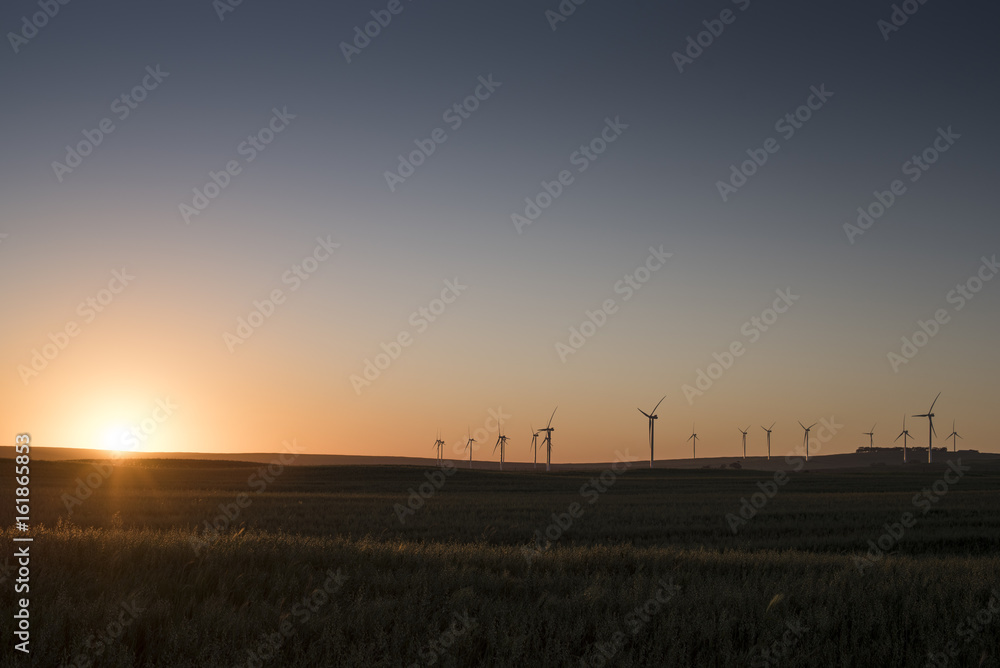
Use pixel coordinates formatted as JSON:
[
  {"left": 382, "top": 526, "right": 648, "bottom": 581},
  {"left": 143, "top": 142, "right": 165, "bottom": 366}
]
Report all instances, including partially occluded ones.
[
  {"left": 738, "top": 426, "right": 750, "bottom": 459},
  {"left": 464, "top": 428, "right": 476, "bottom": 469},
  {"left": 638, "top": 396, "right": 665, "bottom": 468},
  {"left": 913, "top": 392, "right": 941, "bottom": 463},
  {"left": 798, "top": 421, "right": 817, "bottom": 461},
  {"left": 862, "top": 423, "right": 877, "bottom": 450},
  {"left": 537, "top": 408, "right": 557, "bottom": 472},
  {"left": 687, "top": 424, "right": 698, "bottom": 459},
  {"left": 529, "top": 426, "right": 539, "bottom": 470},
  {"left": 432, "top": 429, "right": 445, "bottom": 466},
  {"left": 895, "top": 415, "right": 913, "bottom": 463},
  {"left": 945, "top": 419, "right": 962, "bottom": 452},
  {"left": 761, "top": 422, "right": 775, "bottom": 460},
  {"left": 494, "top": 431, "right": 509, "bottom": 471}
]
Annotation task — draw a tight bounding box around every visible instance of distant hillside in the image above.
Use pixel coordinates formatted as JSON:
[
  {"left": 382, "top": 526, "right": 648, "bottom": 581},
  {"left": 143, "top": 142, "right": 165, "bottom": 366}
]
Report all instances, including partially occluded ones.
[{"left": 2, "top": 445, "right": 998, "bottom": 472}]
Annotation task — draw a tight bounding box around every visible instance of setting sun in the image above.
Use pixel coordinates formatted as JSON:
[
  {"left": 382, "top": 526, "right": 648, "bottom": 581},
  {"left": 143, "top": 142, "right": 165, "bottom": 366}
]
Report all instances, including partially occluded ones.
[{"left": 100, "top": 424, "right": 131, "bottom": 452}]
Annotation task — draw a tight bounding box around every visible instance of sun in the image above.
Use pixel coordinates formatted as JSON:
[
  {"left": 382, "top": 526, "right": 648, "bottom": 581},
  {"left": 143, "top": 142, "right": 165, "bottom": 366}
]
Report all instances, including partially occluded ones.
[{"left": 101, "top": 424, "right": 132, "bottom": 453}]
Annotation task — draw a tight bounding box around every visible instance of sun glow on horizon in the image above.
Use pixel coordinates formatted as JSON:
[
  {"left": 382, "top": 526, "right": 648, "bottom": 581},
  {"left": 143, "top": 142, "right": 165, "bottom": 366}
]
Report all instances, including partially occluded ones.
[{"left": 101, "top": 424, "right": 132, "bottom": 452}]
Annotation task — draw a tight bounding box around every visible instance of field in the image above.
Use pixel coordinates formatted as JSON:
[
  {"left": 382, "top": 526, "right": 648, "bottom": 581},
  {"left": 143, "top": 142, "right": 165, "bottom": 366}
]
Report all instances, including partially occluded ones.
[{"left": 4, "top": 456, "right": 1000, "bottom": 667}]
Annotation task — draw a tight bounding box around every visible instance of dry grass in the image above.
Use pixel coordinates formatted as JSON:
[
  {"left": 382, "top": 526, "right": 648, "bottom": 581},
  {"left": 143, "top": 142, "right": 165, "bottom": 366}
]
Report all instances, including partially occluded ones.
[{"left": 3, "top": 459, "right": 999, "bottom": 666}]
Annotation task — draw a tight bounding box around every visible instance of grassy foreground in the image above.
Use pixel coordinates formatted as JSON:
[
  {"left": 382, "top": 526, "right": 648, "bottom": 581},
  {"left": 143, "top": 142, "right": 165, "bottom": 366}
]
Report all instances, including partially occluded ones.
[{"left": 3, "top": 459, "right": 1000, "bottom": 666}]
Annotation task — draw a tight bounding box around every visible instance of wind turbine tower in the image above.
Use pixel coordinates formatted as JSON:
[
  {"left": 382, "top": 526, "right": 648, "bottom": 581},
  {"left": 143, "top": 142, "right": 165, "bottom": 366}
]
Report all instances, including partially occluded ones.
[
  {"left": 494, "top": 432, "right": 509, "bottom": 471},
  {"left": 798, "top": 421, "right": 817, "bottom": 461},
  {"left": 738, "top": 426, "right": 749, "bottom": 459},
  {"left": 638, "top": 396, "right": 665, "bottom": 468},
  {"left": 432, "top": 430, "right": 445, "bottom": 466},
  {"left": 761, "top": 422, "right": 775, "bottom": 460},
  {"left": 687, "top": 425, "right": 699, "bottom": 460},
  {"left": 538, "top": 408, "right": 557, "bottom": 472},
  {"left": 913, "top": 392, "right": 941, "bottom": 463},
  {"left": 529, "top": 426, "right": 539, "bottom": 470},
  {"left": 945, "top": 419, "right": 962, "bottom": 452},
  {"left": 895, "top": 415, "right": 914, "bottom": 463},
  {"left": 863, "top": 423, "right": 877, "bottom": 450},
  {"left": 464, "top": 428, "right": 476, "bottom": 469}
]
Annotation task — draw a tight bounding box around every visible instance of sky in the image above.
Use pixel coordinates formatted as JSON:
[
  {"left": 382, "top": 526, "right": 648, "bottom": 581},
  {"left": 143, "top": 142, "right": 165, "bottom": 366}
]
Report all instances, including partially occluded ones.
[{"left": 2, "top": 0, "right": 998, "bottom": 463}]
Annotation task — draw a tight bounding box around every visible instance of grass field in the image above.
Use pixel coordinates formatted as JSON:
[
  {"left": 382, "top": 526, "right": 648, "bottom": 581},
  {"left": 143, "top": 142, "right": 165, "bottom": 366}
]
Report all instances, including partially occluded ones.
[{"left": 4, "top": 456, "right": 1000, "bottom": 667}]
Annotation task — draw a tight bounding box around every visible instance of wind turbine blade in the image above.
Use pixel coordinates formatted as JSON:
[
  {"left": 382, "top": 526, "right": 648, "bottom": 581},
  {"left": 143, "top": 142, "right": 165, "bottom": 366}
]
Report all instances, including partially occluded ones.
[
  {"left": 638, "top": 409, "right": 651, "bottom": 418},
  {"left": 808, "top": 423, "right": 817, "bottom": 429},
  {"left": 547, "top": 407, "right": 558, "bottom": 428},
  {"left": 652, "top": 395, "right": 666, "bottom": 414},
  {"left": 769, "top": 422, "right": 776, "bottom": 430},
  {"left": 895, "top": 432, "right": 903, "bottom": 442},
  {"left": 798, "top": 421, "right": 806, "bottom": 429},
  {"left": 929, "top": 392, "right": 941, "bottom": 413}
]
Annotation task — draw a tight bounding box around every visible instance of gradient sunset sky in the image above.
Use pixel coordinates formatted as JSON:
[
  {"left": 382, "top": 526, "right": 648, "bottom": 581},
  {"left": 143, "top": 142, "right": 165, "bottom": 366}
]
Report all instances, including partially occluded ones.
[{"left": 2, "top": 0, "right": 998, "bottom": 462}]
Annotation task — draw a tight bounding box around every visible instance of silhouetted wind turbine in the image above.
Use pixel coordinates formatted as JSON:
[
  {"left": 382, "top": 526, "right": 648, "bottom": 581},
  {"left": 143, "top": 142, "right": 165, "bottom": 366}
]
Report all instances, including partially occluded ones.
[
  {"left": 738, "top": 426, "right": 750, "bottom": 459},
  {"left": 862, "top": 423, "right": 877, "bottom": 450},
  {"left": 945, "top": 419, "right": 962, "bottom": 452},
  {"left": 638, "top": 396, "right": 665, "bottom": 468},
  {"left": 432, "top": 429, "right": 445, "bottom": 466},
  {"left": 538, "top": 408, "right": 557, "bottom": 472},
  {"left": 895, "top": 415, "right": 913, "bottom": 463},
  {"left": 913, "top": 392, "right": 941, "bottom": 463},
  {"left": 798, "top": 421, "right": 817, "bottom": 461},
  {"left": 761, "top": 422, "right": 775, "bottom": 460},
  {"left": 464, "top": 428, "right": 476, "bottom": 469},
  {"left": 687, "top": 424, "right": 698, "bottom": 459},
  {"left": 529, "top": 425, "right": 539, "bottom": 470},
  {"left": 494, "top": 431, "right": 509, "bottom": 471}
]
